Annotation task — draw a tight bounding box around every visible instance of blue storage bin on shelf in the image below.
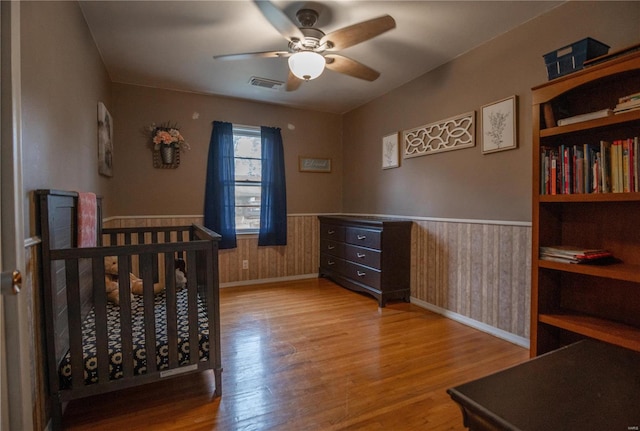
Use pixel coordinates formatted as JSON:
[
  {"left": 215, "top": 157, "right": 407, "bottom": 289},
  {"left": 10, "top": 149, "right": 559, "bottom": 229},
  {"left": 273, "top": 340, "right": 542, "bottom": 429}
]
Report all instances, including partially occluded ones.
[{"left": 543, "top": 38, "right": 610, "bottom": 80}]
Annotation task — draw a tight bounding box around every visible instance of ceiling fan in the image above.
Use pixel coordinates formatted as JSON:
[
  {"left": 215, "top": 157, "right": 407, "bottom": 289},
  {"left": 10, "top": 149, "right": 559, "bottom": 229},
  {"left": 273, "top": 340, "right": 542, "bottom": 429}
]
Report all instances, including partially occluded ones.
[{"left": 214, "top": 0, "right": 396, "bottom": 91}]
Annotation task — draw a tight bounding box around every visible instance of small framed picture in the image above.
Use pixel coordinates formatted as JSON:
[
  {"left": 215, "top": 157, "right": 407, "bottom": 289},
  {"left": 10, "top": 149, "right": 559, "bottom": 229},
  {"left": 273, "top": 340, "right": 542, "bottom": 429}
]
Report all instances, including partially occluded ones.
[
  {"left": 382, "top": 132, "right": 400, "bottom": 169},
  {"left": 97, "top": 102, "right": 113, "bottom": 176},
  {"left": 481, "top": 95, "right": 517, "bottom": 154},
  {"left": 299, "top": 157, "right": 331, "bottom": 173}
]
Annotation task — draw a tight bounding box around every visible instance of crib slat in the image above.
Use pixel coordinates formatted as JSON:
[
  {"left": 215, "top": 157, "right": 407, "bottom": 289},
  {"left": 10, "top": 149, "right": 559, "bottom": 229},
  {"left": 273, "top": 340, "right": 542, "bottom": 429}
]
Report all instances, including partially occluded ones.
[
  {"left": 92, "top": 257, "right": 110, "bottom": 384},
  {"left": 117, "top": 256, "right": 135, "bottom": 379},
  {"left": 164, "top": 253, "right": 179, "bottom": 369},
  {"left": 187, "top": 250, "right": 199, "bottom": 365},
  {"left": 151, "top": 232, "right": 159, "bottom": 282},
  {"left": 140, "top": 253, "right": 157, "bottom": 374},
  {"left": 65, "top": 259, "right": 85, "bottom": 389}
]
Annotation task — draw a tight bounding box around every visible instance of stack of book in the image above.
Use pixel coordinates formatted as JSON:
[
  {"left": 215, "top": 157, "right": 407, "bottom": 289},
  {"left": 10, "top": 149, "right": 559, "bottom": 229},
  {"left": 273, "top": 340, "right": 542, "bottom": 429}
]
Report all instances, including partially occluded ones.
[
  {"left": 539, "top": 246, "right": 614, "bottom": 264},
  {"left": 614, "top": 92, "right": 640, "bottom": 114},
  {"left": 540, "top": 137, "right": 639, "bottom": 195}
]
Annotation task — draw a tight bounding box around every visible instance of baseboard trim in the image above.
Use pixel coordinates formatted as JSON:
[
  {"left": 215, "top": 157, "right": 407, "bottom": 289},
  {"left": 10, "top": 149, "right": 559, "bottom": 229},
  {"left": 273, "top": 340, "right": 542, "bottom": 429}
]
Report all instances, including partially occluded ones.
[{"left": 410, "top": 296, "right": 530, "bottom": 349}]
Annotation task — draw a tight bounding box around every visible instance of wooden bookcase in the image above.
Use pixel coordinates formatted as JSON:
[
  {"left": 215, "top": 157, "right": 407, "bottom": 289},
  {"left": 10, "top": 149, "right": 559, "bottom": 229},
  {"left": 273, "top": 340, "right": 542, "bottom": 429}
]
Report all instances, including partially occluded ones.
[{"left": 531, "top": 50, "right": 640, "bottom": 357}]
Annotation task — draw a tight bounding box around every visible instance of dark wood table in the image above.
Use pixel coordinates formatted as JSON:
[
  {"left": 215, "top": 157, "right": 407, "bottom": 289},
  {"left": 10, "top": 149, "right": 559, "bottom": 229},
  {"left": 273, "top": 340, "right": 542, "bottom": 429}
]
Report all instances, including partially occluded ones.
[{"left": 447, "top": 340, "right": 640, "bottom": 431}]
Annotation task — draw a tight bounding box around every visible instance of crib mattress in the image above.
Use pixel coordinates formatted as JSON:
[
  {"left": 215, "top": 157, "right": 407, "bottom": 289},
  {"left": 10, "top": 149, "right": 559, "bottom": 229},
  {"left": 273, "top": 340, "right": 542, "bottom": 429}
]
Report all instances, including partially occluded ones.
[{"left": 59, "top": 289, "right": 209, "bottom": 389}]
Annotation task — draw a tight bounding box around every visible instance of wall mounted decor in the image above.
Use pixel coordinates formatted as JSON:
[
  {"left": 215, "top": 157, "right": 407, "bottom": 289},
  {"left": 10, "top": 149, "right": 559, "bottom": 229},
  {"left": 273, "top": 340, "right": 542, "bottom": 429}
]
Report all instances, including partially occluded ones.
[
  {"left": 481, "top": 95, "right": 517, "bottom": 154},
  {"left": 403, "top": 111, "right": 475, "bottom": 158},
  {"left": 97, "top": 102, "right": 113, "bottom": 177},
  {"left": 382, "top": 132, "right": 400, "bottom": 169},
  {"left": 148, "top": 122, "right": 190, "bottom": 169},
  {"left": 299, "top": 157, "right": 331, "bottom": 173}
]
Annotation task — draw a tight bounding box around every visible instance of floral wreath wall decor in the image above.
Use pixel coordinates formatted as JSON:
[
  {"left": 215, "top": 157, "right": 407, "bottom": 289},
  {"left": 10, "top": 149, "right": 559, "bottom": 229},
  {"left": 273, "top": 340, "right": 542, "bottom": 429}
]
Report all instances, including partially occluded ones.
[
  {"left": 148, "top": 122, "right": 191, "bottom": 168},
  {"left": 481, "top": 95, "right": 517, "bottom": 154}
]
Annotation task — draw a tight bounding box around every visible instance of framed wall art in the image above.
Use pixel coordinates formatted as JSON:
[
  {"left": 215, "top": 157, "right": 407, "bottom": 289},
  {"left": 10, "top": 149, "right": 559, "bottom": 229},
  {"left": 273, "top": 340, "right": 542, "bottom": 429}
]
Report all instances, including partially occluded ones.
[
  {"left": 299, "top": 157, "right": 331, "bottom": 173},
  {"left": 481, "top": 95, "right": 517, "bottom": 154},
  {"left": 97, "top": 102, "right": 113, "bottom": 176},
  {"left": 382, "top": 132, "right": 400, "bottom": 169},
  {"left": 403, "top": 111, "right": 475, "bottom": 158}
]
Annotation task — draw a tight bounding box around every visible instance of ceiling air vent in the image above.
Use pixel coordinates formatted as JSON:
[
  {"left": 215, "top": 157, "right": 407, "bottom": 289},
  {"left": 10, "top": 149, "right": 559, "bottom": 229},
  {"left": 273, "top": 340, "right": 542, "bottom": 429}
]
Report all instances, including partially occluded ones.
[{"left": 249, "top": 76, "right": 285, "bottom": 91}]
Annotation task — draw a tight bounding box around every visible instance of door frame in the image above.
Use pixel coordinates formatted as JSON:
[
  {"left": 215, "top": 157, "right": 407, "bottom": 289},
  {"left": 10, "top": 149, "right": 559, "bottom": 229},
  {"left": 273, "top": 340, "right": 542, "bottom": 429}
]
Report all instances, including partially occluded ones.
[{"left": 1, "top": 2, "right": 34, "bottom": 430}]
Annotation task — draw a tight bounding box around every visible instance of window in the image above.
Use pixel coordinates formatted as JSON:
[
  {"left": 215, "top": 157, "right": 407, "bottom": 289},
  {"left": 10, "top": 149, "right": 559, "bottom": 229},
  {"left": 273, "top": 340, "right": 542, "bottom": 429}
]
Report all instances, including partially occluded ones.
[
  {"left": 233, "top": 125, "right": 261, "bottom": 231},
  {"left": 204, "top": 120, "right": 286, "bottom": 249}
]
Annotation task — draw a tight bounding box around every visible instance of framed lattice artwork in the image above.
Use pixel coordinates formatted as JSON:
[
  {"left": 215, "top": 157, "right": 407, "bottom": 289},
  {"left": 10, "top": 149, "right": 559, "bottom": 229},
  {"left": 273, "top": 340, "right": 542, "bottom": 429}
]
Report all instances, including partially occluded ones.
[{"left": 403, "top": 111, "right": 475, "bottom": 158}]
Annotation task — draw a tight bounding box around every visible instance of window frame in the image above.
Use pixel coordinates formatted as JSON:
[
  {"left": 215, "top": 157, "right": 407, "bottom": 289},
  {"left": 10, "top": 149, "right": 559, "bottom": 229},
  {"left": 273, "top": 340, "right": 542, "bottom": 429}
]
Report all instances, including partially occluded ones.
[{"left": 232, "top": 124, "right": 262, "bottom": 234}]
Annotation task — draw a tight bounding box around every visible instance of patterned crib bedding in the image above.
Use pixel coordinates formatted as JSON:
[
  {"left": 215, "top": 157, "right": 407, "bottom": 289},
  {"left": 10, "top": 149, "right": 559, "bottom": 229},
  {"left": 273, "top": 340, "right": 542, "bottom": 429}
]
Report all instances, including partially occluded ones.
[{"left": 59, "top": 288, "right": 209, "bottom": 389}]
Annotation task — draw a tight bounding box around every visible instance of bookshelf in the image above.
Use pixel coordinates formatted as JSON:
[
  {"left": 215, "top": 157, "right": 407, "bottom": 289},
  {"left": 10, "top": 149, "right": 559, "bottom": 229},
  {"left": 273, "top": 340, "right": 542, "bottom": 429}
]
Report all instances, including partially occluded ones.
[{"left": 531, "top": 50, "right": 640, "bottom": 357}]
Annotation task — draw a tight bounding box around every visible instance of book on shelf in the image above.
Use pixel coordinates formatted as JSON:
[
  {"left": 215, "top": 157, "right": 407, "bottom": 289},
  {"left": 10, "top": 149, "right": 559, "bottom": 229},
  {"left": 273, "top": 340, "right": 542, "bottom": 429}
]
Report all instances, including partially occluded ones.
[
  {"left": 556, "top": 109, "right": 614, "bottom": 126},
  {"left": 539, "top": 245, "right": 614, "bottom": 264},
  {"left": 618, "top": 91, "right": 640, "bottom": 104},
  {"left": 539, "top": 137, "right": 639, "bottom": 195},
  {"left": 614, "top": 106, "right": 640, "bottom": 115},
  {"left": 614, "top": 92, "right": 640, "bottom": 114},
  {"left": 614, "top": 99, "right": 640, "bottom": 112}
]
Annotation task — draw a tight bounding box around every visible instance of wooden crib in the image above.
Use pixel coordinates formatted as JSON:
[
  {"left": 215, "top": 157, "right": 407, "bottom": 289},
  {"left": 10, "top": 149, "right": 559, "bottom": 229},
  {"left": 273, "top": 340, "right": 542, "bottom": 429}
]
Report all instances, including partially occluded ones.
[{"left": 36, "top": 190, "right": 222, "bottom": 429}]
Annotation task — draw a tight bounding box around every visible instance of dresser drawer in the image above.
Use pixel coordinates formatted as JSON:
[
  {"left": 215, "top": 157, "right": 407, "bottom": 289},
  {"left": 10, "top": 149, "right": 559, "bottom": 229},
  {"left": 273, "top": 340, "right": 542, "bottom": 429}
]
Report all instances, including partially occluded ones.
[
  {"left": 319, "top": 253, "right": 345, "bottom": 273},
  {"left": 320, "top": 223, "right": 345, "bottom": 242},
  {"left": 320, "top": 239, "right": 345, "bottom": 258},
  {"left": 344, "top": 244, "right": 381, "bottom": 269},
  {"left": 343, "top": 261, "right": 381, "bottom": 289},
  {"left": 345, "top": 227, "right": 382, "bottom": 250}
]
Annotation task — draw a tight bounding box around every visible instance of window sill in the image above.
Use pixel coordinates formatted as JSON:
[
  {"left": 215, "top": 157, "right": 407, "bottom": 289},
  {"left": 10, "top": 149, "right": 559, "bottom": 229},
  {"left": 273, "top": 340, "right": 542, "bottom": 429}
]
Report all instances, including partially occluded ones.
[{"left": 237, "top": 230, "right": 259, "bottom": 237}]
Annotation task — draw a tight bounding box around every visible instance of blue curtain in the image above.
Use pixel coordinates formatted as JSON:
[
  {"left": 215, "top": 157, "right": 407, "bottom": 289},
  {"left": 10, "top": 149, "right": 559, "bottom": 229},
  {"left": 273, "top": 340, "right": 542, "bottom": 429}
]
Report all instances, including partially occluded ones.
[
  {"left": 258, "top": 126, "right": 287, "bottom": 246},
  {"left": 204, "top": 121, "right": 237, "bottom": 249}
]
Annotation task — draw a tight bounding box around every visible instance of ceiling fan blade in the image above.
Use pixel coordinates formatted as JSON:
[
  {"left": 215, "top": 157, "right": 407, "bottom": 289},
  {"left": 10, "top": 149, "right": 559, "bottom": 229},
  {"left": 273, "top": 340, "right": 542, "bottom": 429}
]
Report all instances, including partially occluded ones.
[
  {"left": 213, "top": 51, "right": 290, "bottom": 61},
  {"left": 286, "top": 71, "right": 302, "bottom": 91},
  {"left": 324, "top": 54, "right": 380, "bottom": 81},
  {"left": 253, "top": 0, "right": 305, "bottom": 41},
  {"left": 321, "top": 15, "right": 395, "bottom": 51}
]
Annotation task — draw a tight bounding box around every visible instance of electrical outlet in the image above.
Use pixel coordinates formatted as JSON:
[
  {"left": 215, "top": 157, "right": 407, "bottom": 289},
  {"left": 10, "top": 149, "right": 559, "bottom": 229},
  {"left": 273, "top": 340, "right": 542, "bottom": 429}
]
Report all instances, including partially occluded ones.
[{"left": 242, "top": 260, "right": 249, "bottom": 270}]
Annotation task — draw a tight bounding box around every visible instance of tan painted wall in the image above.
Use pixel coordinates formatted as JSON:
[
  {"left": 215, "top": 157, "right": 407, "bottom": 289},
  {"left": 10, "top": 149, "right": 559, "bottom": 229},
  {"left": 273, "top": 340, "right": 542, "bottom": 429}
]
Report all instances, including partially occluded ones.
[
  {"left": 341, "top": 1, "right": 640, "bottom": 222},
  {"left": 109, "top": 83, "right": 343, "bottom": 216},
  {"left": 19, "top": 1, "right": 112, "bottom": 425},
  {"left": 20, "top": 1, "right": 112, "bottom": 231}
]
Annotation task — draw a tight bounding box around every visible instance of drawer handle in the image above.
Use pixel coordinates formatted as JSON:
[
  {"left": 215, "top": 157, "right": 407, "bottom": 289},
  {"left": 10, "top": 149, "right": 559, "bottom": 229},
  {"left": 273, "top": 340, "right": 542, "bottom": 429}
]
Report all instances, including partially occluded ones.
[
  {"left": 357, "top": 235, "right": 366, "bottom": 240},
  {"left": 356, "top": 271, "right": 366, "bottom": 277},
  {"left": 327, "top": 245, "right": 335, "bottom": 250},
  {"left": 328, "top": 260, "right": 335, "bottom": 266},
  {"left": 356, "top": 253, "right": 366, "bottom": 258},
  {"left": 327, "top": 230, "right": 335, "bottom": 235}
]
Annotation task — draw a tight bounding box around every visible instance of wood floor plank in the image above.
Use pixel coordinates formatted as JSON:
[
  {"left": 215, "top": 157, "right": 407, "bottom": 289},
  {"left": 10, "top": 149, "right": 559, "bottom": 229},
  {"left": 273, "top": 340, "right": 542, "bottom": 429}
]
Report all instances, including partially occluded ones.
[{"left": 62, "top": 278, "right": 528, "bottom": 430}]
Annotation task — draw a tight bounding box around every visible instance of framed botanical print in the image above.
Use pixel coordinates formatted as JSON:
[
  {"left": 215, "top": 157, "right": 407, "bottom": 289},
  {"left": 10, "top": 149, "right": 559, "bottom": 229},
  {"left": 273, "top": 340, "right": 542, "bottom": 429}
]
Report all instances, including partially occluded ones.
[{"left": 482, "top": 95, "right": 517, "bottom": 154}]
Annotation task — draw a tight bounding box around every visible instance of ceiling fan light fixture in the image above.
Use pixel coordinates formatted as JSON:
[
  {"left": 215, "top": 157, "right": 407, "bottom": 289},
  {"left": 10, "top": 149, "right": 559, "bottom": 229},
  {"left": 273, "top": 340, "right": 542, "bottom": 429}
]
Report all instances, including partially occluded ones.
[{"left": 288, "top": 51, "right": 325, "bottom": 81}]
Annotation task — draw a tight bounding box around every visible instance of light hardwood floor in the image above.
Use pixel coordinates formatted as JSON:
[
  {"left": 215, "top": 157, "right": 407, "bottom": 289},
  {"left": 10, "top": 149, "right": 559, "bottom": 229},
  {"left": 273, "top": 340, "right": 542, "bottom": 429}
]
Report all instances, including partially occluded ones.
[{"left": 62, "top": 278, "right": 529, "bottom": 430}]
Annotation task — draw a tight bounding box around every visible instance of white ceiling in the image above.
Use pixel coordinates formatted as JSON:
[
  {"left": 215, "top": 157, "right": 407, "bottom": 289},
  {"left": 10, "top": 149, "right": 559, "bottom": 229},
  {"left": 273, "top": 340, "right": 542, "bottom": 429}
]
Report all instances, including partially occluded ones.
[{"left": 79, "top": 1, "right": 563, "bottom": 114}]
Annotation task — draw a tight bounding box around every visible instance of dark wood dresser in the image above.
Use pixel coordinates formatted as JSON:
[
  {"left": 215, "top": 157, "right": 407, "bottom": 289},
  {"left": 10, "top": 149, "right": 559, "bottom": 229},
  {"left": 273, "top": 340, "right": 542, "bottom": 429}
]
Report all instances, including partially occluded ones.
[
  {"left": 447, "top": 339, "right": 640, "bottom": 431},
  {"left": 318, "top": 216, "right": 412, "bottom": 307}
]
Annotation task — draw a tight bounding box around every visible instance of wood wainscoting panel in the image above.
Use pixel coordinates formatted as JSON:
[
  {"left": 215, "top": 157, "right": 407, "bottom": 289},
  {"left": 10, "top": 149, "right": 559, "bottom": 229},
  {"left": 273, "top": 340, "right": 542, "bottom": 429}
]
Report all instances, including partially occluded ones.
[
  {"left": 104, "top": 215, "right": 530, "bottom": 340},
  {"left": 411, "top": 220, "right": 531, "bottom": 339},
  {"left": 105, "top": 215, "right": 320, "bottom": 285}
]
